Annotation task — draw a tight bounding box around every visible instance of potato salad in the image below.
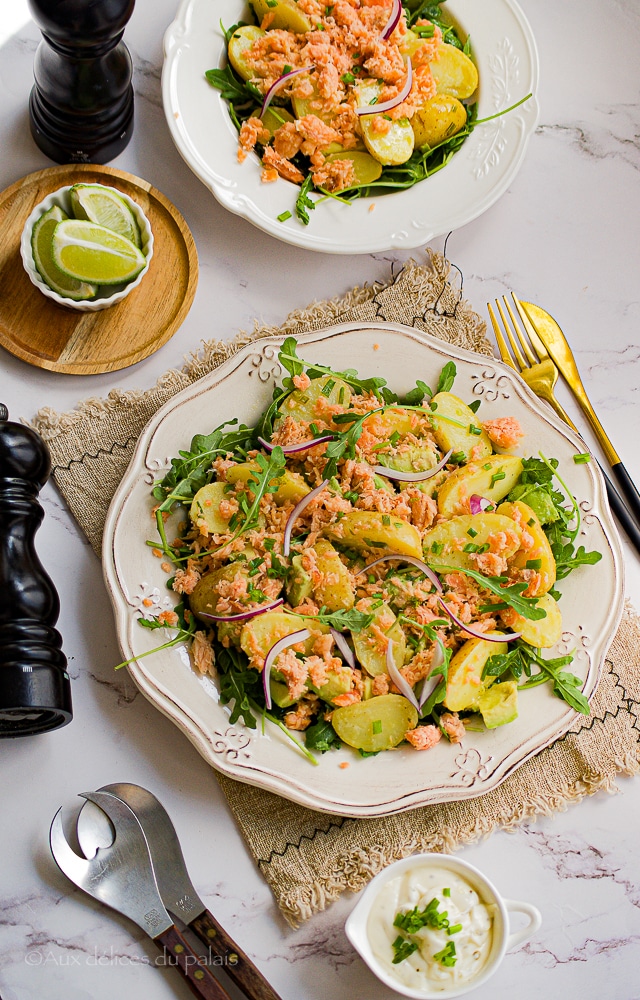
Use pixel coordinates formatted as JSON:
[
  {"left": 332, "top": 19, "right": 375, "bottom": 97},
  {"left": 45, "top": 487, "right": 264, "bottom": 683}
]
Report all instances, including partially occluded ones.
[
  {"left": 139, "top": 338, "right": 601, "bottom": 763},
  {"left": 206, "top": 0, "right": 480, "bottom": 224}
]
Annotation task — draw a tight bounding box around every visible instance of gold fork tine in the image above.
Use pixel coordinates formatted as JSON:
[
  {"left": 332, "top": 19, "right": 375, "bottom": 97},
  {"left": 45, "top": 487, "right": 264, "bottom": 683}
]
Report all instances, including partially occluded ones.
[
  {"left": 487, "top": 302, "right": 516, "bottom": 370},
  {"left": 511, "top": 293, "right": 549, "bottom": 362},
  {"left": 503, "top": 296, "right": 537, "bottom": 366},
  {"left": 496, "top": 298, "right": 528, "bottom": 369}
]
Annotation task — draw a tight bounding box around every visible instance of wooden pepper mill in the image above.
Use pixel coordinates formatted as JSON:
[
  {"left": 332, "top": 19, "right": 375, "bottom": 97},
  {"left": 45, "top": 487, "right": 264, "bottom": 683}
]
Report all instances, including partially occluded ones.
[
  {"left": 28, "top": 0, "right": 135, "bottom": 164},
  {"left": 0, "top": 405, "right": 72, "bottom": 737}
]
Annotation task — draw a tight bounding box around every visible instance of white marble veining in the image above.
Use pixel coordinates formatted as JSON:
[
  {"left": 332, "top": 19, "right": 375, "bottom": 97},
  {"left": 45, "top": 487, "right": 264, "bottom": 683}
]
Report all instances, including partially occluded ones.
[{"left": 1, "top": 1, "right": 640, "bottom": 998}]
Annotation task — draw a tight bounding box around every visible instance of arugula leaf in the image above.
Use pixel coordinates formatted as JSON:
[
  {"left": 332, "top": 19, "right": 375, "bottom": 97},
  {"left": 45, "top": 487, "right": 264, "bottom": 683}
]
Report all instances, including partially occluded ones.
[
  {"left": 257, "top": 383, "right": 294, "bottom": 438},
  {"left": 433, "top": 564, "right": 547, "bottom": 620},
  {"left": 277, "top": 338, "right": 395, "bottom": 401},
  {"left": 216, "top": 645, "right": 260, "bottom": 728},
  {"left": 518, "top": 647, "right": 590, "bottom": 714},
  {"left": 278, "top": 336, "right": 305, "bottom": 381},
  {"left": 551, "top": 541, "right": 603, "bottom": 580},
  {"left": 420, "top": 638, "right": 452, "bottom": 717},
  {"left": 205, "top": 66, "right": 262, "bottom": 108},
  {"left": 403, "top": 379, "right": 433, "bottom": 405},
  {"left": 436, "top": 361, "right": 457, "bottom": 394},
  {"left": 305, "top": 717, "right": 341, "bottom": 753},
  {"left": 289, "top": 606, "right": 374, "bottom": 632},
  {"left": 295, "top": 174, "right": 316, "bottom": 225},
  {"left": 236, "top": 446, "right": 287, "bottom": 534},
  {"left": 115, "top": 602, "right": 197, "bottom": 670}
]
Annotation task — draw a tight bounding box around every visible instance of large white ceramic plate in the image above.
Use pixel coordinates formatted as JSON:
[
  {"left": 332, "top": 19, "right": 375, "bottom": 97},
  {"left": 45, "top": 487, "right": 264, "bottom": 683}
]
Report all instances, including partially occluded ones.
[
  {"left": 103, "top": 324, "right": 624, "bottom": 817},
  {"left": 162, "top": 0, "right": 539, "bottom": 254}
]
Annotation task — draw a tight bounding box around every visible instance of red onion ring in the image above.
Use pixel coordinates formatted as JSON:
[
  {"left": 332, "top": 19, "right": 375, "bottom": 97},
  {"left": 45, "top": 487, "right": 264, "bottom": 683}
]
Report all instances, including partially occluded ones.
[
  {"left": 469, "top": 494, "right": 493, "bottom": 515},
  {"left": 199, "top": 597, "right": 284, "bottom": 623},
  {"left": 330, "top": 627, "right": 356, "bottom": 669},
  {"left": 386, "top": 638, "right": 420, "bottom": 712},
  {"left": 418, "top": 641, "right": 445, "bottom": 709},
  {"left": 262, "top": 628, "right": 311, "bottom": 710},
  {"left": 356, "top": 57, "right": 412, "bottom": 116},
  {"left": 373, "top": 448, "right": 452, "bottom": 483},
  {"left": 438, "top": 598, "right": 521, "bottom": 642},
  {"left": 260, "top": 66, "right": 315, "bottom": 117},
  {"left": 381, "top": 0, "right": 402, "bottom": 40},
  {"left": 258, "top": 435, "right": 333, "bottom": 455},
  {"left": 357, "top": 553, "right": 443, "bottom": 594},
  {"left": 283, "top": 478, "right": 329, "bottom": 556}
]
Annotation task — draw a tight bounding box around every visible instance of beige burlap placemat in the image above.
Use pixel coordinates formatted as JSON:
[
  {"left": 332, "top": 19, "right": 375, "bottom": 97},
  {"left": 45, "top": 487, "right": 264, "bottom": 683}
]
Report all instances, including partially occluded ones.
[{"left": 33, "top": 254, "right": 640, "bottom": 927}]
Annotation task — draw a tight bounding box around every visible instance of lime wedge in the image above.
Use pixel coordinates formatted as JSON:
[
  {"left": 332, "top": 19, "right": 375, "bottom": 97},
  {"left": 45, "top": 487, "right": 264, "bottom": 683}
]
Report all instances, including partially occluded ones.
[
  {"left": 31, "top": 206, "right": 97, "bottom": 300},
  {"left": 69, "top": 183, "right": 142, "bottom": 248},
  {"left": 52, "top": 220, "right": 147, "bottom": 285}
]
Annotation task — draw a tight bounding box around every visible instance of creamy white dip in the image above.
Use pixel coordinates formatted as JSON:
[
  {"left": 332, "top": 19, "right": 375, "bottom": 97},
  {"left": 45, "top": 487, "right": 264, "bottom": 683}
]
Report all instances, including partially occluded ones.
[{"left": 366, "top": 865, "right": 495, "bottom": 993}]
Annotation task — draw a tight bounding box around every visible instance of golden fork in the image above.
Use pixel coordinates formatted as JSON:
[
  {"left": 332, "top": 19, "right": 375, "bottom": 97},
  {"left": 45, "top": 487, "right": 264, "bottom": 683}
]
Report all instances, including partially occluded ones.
[{"left": 488, "top": 292, "right": 640, "bottom": 555}]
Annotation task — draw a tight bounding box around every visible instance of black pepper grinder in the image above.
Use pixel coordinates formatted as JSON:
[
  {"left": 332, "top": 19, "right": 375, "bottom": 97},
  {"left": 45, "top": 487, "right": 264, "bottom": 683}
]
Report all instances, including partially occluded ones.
[
  {"left": 28, "top": 0, "right": 135, "bottom": 164},
  {"left": 0, "top": 405, "right": 72, "bottom": 737}
]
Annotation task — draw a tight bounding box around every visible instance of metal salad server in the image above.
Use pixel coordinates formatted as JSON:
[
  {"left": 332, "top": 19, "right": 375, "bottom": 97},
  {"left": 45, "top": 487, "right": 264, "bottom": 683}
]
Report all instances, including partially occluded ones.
[
  {"left": 76, "top": 783, "right": 284, "bottom": 1000},
  {"left": 50, "top": 791, "right": 233, "bottom": 1000}
]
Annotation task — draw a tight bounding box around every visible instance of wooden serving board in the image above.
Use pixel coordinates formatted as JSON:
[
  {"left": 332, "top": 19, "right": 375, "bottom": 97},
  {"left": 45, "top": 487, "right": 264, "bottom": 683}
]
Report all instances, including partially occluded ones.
[{"left": 0, "top": 164, "right": 198, "bottom": 375}]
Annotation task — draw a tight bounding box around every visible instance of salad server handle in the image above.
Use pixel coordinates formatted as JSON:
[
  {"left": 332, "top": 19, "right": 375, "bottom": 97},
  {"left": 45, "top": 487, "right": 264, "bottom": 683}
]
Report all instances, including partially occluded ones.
[
  {"left": 155, "top": 924, "right": 233, "bottom": 1000},
  {"left": 190, "top": 910, "right": 285, "bottom": 1000}
]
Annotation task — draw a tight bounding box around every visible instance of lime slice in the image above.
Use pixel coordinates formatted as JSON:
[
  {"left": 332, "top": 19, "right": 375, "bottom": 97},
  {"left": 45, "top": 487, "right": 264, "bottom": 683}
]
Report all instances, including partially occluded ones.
[
  {"left": 52, "top": 220, "right": 147, "bottom": 285},
  {"left": 69, "top": 183, "right": 142, "bottom": 248},
  {"left": 31, "top": 206, "right": 97, "bottom": 300}
]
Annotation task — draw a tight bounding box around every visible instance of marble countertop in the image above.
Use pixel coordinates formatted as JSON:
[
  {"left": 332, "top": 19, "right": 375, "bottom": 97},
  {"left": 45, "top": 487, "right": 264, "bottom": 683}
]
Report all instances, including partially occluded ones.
[{"left": 1, "top": 1, "right": 639, "bottom": 998}]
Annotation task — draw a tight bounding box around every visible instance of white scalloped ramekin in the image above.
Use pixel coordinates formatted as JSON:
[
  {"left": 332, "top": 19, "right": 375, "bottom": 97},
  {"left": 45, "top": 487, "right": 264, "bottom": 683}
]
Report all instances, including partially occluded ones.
[{"left": 20, "top": 184, "right": 154, "bottom": 312}]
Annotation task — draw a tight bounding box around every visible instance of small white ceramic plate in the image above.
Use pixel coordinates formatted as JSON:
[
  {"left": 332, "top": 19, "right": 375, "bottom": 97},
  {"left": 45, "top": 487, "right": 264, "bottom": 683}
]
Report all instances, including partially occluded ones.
[
  {"left": 102, "top": 324, "right": 624, "bottom": 817},
  {"left": 20, "top": 184, "right": 154, "bottom": 312},
  {"left": 162, "top": 0, "right": 539, "bottom": 254}
]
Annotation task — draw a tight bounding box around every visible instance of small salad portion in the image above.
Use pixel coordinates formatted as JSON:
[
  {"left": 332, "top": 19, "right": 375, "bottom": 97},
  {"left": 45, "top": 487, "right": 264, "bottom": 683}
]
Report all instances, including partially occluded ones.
[
  {"left": 207, "top": 0, "right": 484, "bottom": 224},
  {"left": 128, "top": 339, "right": 601, "bottom": 764}
]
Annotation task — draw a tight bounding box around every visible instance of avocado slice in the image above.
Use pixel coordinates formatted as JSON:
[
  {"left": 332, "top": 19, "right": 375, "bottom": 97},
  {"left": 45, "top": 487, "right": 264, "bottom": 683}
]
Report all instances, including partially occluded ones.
[
  {"left": 478, "top": 681, "right": 518, "bottom": 729},
  {"left": 286, "top": 554, "right": 313, "bottom": 607},
  {"left": 309, "top": 666, "right": 354, "bottom": 703}
]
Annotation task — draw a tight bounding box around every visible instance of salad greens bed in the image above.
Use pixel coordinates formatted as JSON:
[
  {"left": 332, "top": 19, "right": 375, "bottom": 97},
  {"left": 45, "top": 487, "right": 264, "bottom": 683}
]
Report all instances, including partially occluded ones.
[{"left": 122, "top": 339, "right": 601, "bottom": 764}]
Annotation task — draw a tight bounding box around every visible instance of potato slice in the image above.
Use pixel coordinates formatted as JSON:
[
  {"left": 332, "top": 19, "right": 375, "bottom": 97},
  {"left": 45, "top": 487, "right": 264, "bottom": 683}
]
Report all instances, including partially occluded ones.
[
  {"left": 323, "top": 150, "right": 382, "bottom": 185},
  {"left": 437, "top": 455, "right": 523, "bottom": 517},
  {"left": 411, "top": 94, "right": 467, "bottom": 148},
  {"left": 190, "top": 563, "right": 250, "bottom": 621},
  {"left": 252, "top": 0, "right": 311, "bottom": 33},
  {"left": 332, "top": 693, "right": 418, "bottom": 752},
  {"left": 325, "top": 510, "right": 423, "bottom": 559},
  {"left": 227, "top": 25, "right": 265, "bottom": 81},
  {"left": 430, "top": 391, "right": 492, "bottom": 463},
  {"left": 352, "top": 602, "right": 406, "bottom": 677},
  {"left": 443, "top": 634, "right": 507, "bottom": 712},
  {"left": 261, "top": 105, "right": 295, "bottom": 136},
  {"left": 423, "top": 512, "right": 522, "bottom": 570},
  {"left": 190, "top": 482, "right": 232, "bottom": 535},
  {"left": 240, "top": 611, "right": 328, "bottom": 663},
  {"left": 226, "top": 463, "right": 310, "bottom": 505},
  {"left": 501, "top": 591, "right": 562, "bottom": 647},
  {"left": 431, "top": 43, "right": 478, "bottom": 99},
  {"left": 275, "top": 374, "right": 352, "bottom": 427},
  {"left": 355, "top": 81, "right": 415, "bottom": 166},
  {"left": 313, "top": 539, "right": 355, "bottom": 612},
  {"left": 497, "top": 500, "right": 557, "bottom": 596}
]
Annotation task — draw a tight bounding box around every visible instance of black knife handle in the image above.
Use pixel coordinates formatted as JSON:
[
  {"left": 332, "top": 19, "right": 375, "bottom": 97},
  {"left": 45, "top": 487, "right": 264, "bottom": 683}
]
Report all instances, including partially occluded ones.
[
  {"left": 599, "top": 462, "right": 640, "bottom": 557},
  {"left": 610, "top": 461, "right": 640, "bottom": 528},
  {"left": 190, "top": 910, "right": 284, "bottom": 1000}
]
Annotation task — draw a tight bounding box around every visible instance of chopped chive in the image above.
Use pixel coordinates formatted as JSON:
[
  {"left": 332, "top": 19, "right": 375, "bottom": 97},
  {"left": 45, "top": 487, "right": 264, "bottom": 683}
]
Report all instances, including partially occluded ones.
[
  {"left": 367, "top": 574, "right": 376, "bottom": 584},
  {"left": 321, "top": 378, "right": 336, "bottom": 397},
  {"left": 338, "top": 386, "right": 346, "bottom": 404},
  {"left": 372, "top": 719, "right": 382, "bottom": 734},
  {"left": 463, "top": 542, "right": 480, "bottom": 553},
  {"left": 483, "top": 462, "right": 492, "bottom": 471},
  {"left": 389, "top": 431, "right": 400, "bottom": 447},
  {"left": 527, "top": 517, "right": 536, "bottom": 526},
  {"left": 342, "top": 71, "right": 355, "bottom": 84},
  {"left": 490, "top": 469, "right": 506, "bottom": 487},
  {"left": 382, "top": 514, "right": 391, "bottom": 526},
  {"left": 469, "top": 424, "right": 482, "bottom": 435},
  {"left": 467, "top": 527, "right": 478, "bottom": 538},
  {"left": 443, "top": 887, "right": 451, "bottom": 897},
  {"left": 526, "top": 558, "right": 542, "bottom": 570},
  {"left": 431, "top": 541, "right": 444, "bottom": 554},
  {"left": 447, "top": 923, "right": 463, "bottom": 935},
  {"left": 573, "top": 452, "right": 591, "bottom": 464},
  {"left": 283, "top": 64, "right": 292, "bottom": 74},
  {"left": 277, "top": 210, "right": 292, "bottom": 222},
  {"left": 451, "top": 451, "right": 466, "bottom": 464}
]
